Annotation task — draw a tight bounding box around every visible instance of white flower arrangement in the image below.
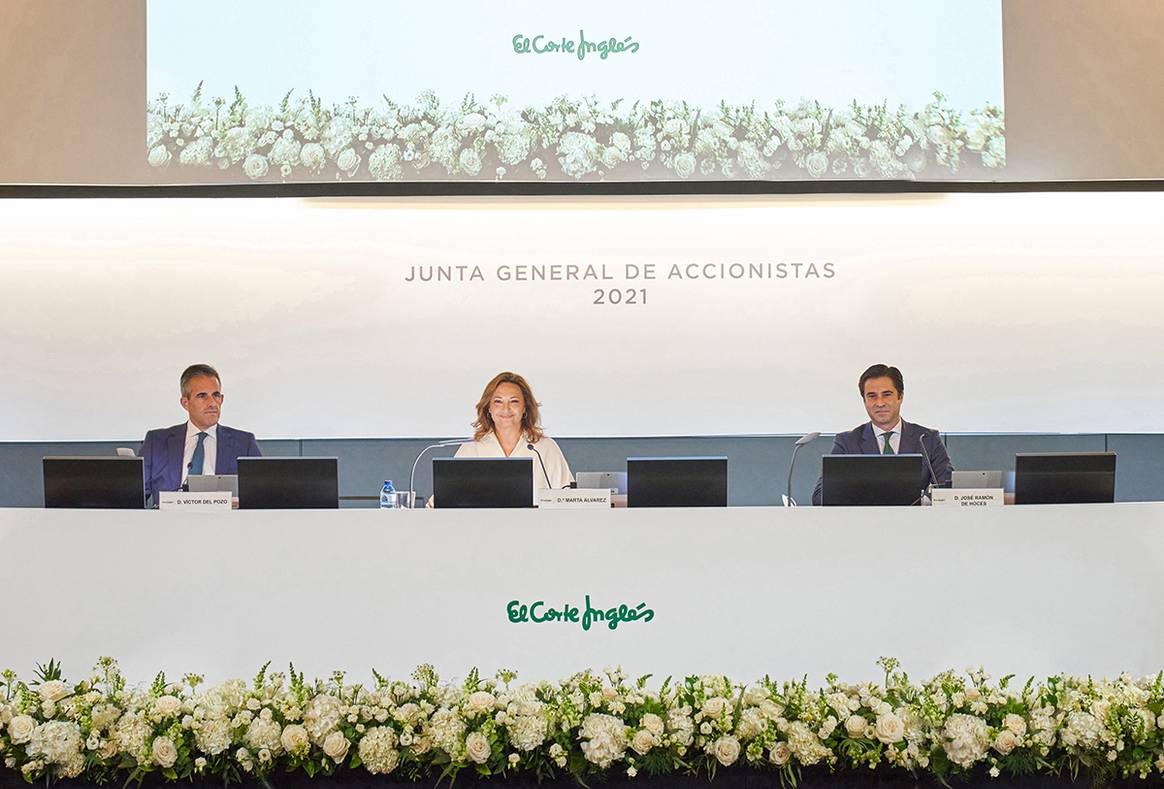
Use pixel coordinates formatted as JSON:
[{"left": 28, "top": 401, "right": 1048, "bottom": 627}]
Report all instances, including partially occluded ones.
[
  {"left": 146, "top": 86, "right": 1005, "bottom": 183},
  {"left": 3, "top": 658, "right": 1162, "bottom": 785}
]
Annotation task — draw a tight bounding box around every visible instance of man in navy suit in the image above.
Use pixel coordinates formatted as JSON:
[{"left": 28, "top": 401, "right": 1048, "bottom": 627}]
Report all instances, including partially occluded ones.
[
  {"left": 812, "top": 364, "right": 953, "bottom": 505},
  {"left": 140, "top": 364, "right": 261, "bottom": 505}
]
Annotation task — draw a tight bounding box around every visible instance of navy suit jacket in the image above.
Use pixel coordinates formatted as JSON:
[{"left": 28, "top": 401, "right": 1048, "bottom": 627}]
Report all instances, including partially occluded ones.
[
  {"left": 140, "top": 423, "right": 261, "bottom": 504},
  {"left": 811, "top": 419, "right": 953, "bottom": 505}
]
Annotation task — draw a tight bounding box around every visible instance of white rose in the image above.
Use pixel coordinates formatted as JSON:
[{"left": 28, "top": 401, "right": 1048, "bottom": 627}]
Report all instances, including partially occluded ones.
[
  {"left": 875, "top": 713, "right": 904, "bottom": 743},
  {"left": 300, "top": 142, "right": 325, "bottom": 171},
  {"left": 713, "top": 735, "right": 740, "bottom": 766},
  {"left": 154, "top": 695, "right": 182, "bottom": 718},
  {"left": 467, "top": 691, "right": 496, "bottom": 714},
  {"left": 152, "top": 736, "right": 178, "bottom": 768},
  {"left": 39, "top": 680, "right": 69, "bottom": 702},
  {"left": 993, "top": 729, "right": 1019, "bottom": 755},
  {"left": 336, "top": 148, "right": 361, "bottom": 175},
  {"left": 8, "top": 715, "right": 35, "bottom": 744},
  {"left": 148, "top": 145, "right": 172, "bottom": 167},
  {"left": 465, "top": 731, "right": 491, "bottom": 764},
  {"left": 243, "top": 154, "right": 269, "bottom": 180},
  {"left": 280, "top": 724, "right": 310, "bottom": 755},
  {"left": 631, "top": 729, "right": 655, "bottom": 755},
  {"left": 805, "top": 151, "right": 829, "bottom": 178},
  {"left": 673, "top": 152, "right": 696, "bottom": 179},
  {"left": 1004, "top": 714, "right": 1027, "bottom": 737},
  {"left": 641, "top": 713, "right": 664, "bottom": 737},
  {"left": 844, "top": 715, "right": 867, "bottom": 738},
  {"left": 769, "top": 741, "right": 791, "bottom": 766},
  {"left": 322, "top": 731, "right": 350, "bottom": 763},
  {"left": 701, "top": 697, "right": 726, "bottom": 719}
]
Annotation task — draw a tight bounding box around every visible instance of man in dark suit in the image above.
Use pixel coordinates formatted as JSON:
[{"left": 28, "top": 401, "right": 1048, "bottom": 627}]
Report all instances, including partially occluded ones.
[
  {"left": 812, "top": 363, "right": 953, "bottom": 505},
  {"left": 140, "top": 364, "right": 261, "bottom": 505}
]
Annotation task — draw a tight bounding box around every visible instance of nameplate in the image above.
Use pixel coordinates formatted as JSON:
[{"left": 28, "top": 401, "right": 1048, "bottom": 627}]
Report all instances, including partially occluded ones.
[
  {"left": 158, "top": 492, "right": 232, "bottom": 512},
  {"left": 930, "top": 488, "right": 1005, "bottom": 508},
  {"left": 536, "top": 488, "right": 612, "bottom": 509}
]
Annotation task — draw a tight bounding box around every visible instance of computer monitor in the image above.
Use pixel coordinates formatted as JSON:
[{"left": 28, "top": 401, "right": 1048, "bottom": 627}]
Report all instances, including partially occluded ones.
[
  {"left": 820, "top": 455, "right": 924, "bottom": 506},
  {"left": 237, "top": 457, "right": 339, "bottom": 509},
  {"left": 43, "top": 457, "right": 145, "bottom": 509},
  {"left": 432, "top": 457, "right": 533, "bottom": 508},
  {"left": 626, "top": 457, "right": 727, "bottom": 507},
  {"left": 1014, "top": 452, "right": 1116, "bottom": 505}
]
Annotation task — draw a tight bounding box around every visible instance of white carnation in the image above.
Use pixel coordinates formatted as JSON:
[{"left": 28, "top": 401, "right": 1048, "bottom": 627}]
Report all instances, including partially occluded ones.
[{"left": 280, "top": 724, "right": 310, "bottom": 756}]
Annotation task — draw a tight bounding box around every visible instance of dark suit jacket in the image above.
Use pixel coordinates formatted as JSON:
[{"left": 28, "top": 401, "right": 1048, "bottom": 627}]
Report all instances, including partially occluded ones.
[
  {"left": 811, "top": 419, "right": 953, "bottom": 505},
  {"left": 140, "top": 423, "right": 261, "bottom": 504}
]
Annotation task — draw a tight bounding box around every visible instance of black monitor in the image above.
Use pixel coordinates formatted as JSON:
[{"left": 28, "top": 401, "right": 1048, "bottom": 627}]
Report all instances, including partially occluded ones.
[
  {"left": 627, "top": 456, "right": 728, "bottom": 507},
  {"left": 432, "top": 457, "right": 533, "bottom": 508},
  {"left": 43, "top": 456, "right": 145, "bottom": 509},
  {"left": 1014, "top": 452, "right": 1116, "bottom": 505},
  {"left": 237, "top": 457, "right": 339, "bottom": 509},
  {"left": 820, "top": 454, "right": 924, "bottom": 506}
]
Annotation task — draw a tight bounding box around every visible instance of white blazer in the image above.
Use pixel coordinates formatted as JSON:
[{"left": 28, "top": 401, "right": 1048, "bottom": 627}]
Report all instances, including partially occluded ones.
[{"left": 455, "top": 432, "right": 575, "bottom": 493}]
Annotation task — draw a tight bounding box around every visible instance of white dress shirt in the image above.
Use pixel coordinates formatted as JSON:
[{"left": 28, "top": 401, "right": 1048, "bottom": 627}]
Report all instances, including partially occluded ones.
[
  {"left": 181, "top": 422, "right": 217, "bottom": 484},
  {"left": 871, "top": 420, "right": 902, "bottom": 455},
  {"left": 455, "top": 433, "right": 574, "bottom": 498}
]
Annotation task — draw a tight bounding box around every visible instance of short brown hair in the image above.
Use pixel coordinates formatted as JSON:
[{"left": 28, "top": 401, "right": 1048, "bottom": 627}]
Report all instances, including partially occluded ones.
[
  {"left": 180, "top": 364, "right": 221, "bottom": 397},
  {"left": 859, "top": 364, "right": 904, "bottom": 396},
  {"left": 472, "top": 371, "right": 545, "bottom": 443}
]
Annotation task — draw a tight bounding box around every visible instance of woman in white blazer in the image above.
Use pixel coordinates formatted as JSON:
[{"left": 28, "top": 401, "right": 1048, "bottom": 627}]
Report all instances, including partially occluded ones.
[{"left": 456, "top": 371, "right": 574, "bottom": 492}]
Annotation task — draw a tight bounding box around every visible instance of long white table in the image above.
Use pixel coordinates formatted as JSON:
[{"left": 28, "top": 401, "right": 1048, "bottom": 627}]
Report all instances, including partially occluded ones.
[{"left": 2, "top": 504, "right": 1162, "bottom": 685}]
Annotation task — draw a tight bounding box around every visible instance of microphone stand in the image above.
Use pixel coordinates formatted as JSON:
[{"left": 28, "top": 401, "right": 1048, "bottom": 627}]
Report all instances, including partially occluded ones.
[
  {"left": 784, "top": 432, "right": 821, "bottom": 507},
  {"left": 408, "top": 438, "right": 470, "bottom": 508},
  {"left": 917, "top": 434, "right": 942, "bottom": 505},
  {"left": 527, "top": 443, "right": 553, "bottom": 488}
]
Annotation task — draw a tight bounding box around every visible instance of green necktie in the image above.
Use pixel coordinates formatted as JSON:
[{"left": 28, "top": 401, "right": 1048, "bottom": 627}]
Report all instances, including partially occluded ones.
[{"left": 881, "top": 431, "right": 895, "bottom": 455}]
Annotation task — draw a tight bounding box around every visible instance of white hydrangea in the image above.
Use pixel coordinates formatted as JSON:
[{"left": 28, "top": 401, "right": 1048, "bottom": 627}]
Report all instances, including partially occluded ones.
[
  {"left": 194, "top": 717, "right": 232, "bottom": 756},
  {"left": 579, "top": 713, "right": 627, "bottom": 768},
  {"left": 28, "top": 721, "right": 85, "bottom": 778},
  {"left": 942, "top": 713, "right": 989, "bottom": 768},
  {"left": 369, "top": 144, "right": 403, "bottom": 181},
  {"left": 785, "top": 721, "right": 830, "bottom": 766},
  {"left": 113, "top": 712, "right": 153, "bottom": 761},
  {"left": 304, "top": 694, "right": 344, "bottom": 745},
  {"left": 556, "top": 132, "right": 600, "bottom": 179},
  {"left": 357, "top": 727, "right": 399, "bottom": 774},
  {"left": 245, "top": 716, "right": 283, "bottom": 755}
]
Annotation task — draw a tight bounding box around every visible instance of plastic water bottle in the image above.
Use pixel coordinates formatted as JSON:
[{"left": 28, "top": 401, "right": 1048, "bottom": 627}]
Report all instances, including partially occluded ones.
[{"left": 379, "top": 480, "right": 397, "bottom": 509}]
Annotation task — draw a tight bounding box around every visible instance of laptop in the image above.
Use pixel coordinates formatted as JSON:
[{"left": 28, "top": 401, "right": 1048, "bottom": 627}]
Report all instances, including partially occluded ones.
[
  {"left": 237, "top": 457, "right": 339, "bottom": 509},
  {"left": 432, "top": 457, "right": 533, "bottom": 508},
  {"left": 187, "top": 474, "right": 239, "bottom": 496},
  {"left": 575, "top": 471, "right": 628, "bottom": 495},
  {"left": 952, "top": 470, "right": 1006, "bottom": 489},
  {"left": 43, "top": 456, "right": 145, "bottom": 509},
  {"left": 626, "top": 457, "right": 727, "bottom": 507},
  {"left": 820, "top": 455, "right": 923, "bottom": 506}
]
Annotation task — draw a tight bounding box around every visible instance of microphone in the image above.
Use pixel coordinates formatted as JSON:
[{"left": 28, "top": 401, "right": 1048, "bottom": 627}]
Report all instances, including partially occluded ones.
[
  {"left": 917, "top": 433, "right": 943, "bottom": 502},
  {"left": 181, "top": 459, "right": 194, "bottom": 492},
  {"left": 408, "top": 438, "right": 471, "bottom": 509},
  {"left": 527, "top": 443, "right": 553, "bottom": 488},
  {"left": 784, "top": 432, "right": 820, "bottom": 507}
]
